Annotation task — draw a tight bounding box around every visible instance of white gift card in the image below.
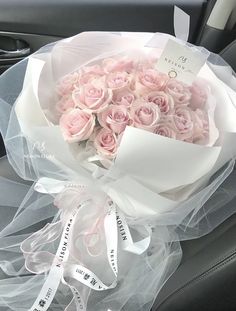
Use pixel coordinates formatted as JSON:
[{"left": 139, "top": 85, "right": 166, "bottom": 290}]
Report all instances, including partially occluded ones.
[{"left": 156, "top": 39, "right": 208, "bottom": 85}]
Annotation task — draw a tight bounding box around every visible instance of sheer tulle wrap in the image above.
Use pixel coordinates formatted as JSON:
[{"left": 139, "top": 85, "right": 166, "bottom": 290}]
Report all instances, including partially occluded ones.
[{"left": 0, "top": 32, "right": 236, "bottom": 311}]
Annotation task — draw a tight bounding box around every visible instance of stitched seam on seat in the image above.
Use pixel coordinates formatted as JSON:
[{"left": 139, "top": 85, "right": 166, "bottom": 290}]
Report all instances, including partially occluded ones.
[
  {"left": 157, "top": 250, "right": 236, "bottom": 311},
  {"left": 193, "top": 252, "right": 236, "bottom": 282},
  {"left": 220, "top": 40, "right": 236, "bottom": 57},
  {"left": 185, "top": 247, "right": 236, "bottom": 271}
]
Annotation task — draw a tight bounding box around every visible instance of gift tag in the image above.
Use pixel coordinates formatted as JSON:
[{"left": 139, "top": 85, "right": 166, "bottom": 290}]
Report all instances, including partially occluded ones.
[{"left": 156, "top": 39, "right": 209, "bottom": 85}]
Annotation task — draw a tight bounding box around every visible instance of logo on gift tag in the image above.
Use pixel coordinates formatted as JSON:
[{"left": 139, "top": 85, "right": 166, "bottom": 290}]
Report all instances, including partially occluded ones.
[{"left": 156, "top": 39, "right": 208, "bottom": 84}]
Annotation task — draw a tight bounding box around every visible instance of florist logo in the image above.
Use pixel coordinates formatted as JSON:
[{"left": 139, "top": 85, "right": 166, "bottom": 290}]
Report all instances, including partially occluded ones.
[
  {"left": 33, "top": 141, "right": 46, "bottom": 153},
  {"left": 24, "top": 141, "right": 55, "bottom": 160}
]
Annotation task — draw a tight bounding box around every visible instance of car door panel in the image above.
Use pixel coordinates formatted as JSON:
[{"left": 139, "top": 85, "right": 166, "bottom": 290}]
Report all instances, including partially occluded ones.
[{"left": 0, "top": 0, "right": 206, "bottom": 40}]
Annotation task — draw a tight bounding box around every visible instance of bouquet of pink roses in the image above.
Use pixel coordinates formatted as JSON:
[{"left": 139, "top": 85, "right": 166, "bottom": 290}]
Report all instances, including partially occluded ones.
[
  {"left": 57, "top": 55, "right": 216, "bottom": 164},
  {"left": 0, "top": 30, "right": 236, "bottom": 311}
]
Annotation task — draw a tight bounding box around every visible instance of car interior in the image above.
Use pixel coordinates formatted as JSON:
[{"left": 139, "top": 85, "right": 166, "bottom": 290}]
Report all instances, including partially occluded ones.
[{"left": 0, "top": 0, "right": 236, "bottom": 310}]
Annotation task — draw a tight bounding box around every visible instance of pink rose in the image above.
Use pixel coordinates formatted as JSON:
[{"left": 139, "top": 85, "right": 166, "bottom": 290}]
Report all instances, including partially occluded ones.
[
  {"left": 112, "top": 90, "right": 135, "bottom": 107},
  {"left": 72, "top": 82, "right": 112, "bottom": 113},
  {"left": 137, "top": 69, "right": 168, "bottom": 92},
  {"left": 165, "top": 79, "right": 191, "bottom": 105},
  {"left": 78, "top": 65, "right": 104, "bottom": 85},
  {"left": 106, "top": 72, "right": 132, "bottom": 90},
  {"left": 190, "top": 80, "right": 208, "bottom": 110},
  {"left": 98, "top": 105, "right": 131, "bottom": 134},
  {"left": 153, "top": 123, "right": 176, "bottom": 139},
  {"left": 56, "top": 72, "right": 79, "bottom": 96},
  {"left": 83, "top": 65, "right": 104, "bottom": 75},
  {"left": 145, "top": 91, "right": 174, "bottom": 115},
  {"left": 131, "top": 101, "right": 160, "bottom": 131},
  {"left": 136, "top": 54, "right": 158, "bottom": 71},
  {"left": 103, "top": 58, "right": 134, "bottom": 73},
  {"left": 94, "top": 128, "right": 117, "bottom": 158},
  {"left": 192, "top": 109, "right": 209, "bottom": 143},
  {"left": 56, "top": 95, "right": 75, "bottom": 115},
  {"left": 172, "top": 107, "right": 194, "bottom": 142},
  {"left": 59, "top": 109, "right": 95, "bottom": 143}
]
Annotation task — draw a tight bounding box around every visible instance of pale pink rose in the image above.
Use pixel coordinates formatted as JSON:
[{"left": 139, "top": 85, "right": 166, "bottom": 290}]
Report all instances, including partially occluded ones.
[
  {"left": 112, "top": 90, "right": 135, "bottom": 108},
  {"left": 147, "top": 53, "right": 159, "bottom": 66},
  {"left": 131, "top": 101, "right": 160, "bottom": 131},
  {"left": 106, "top": 71, "right": 132, "bottom": 90},
  {"left": 137, "top": 69, "right": 168, "bottom": 92},
  {"left": 136, "top": 54, "right": 159, "bottom": 71},
  {"left": 165, "top": 79, "right": 191, "bottom": 105},
  {"left": 56, "top": 72, "right": 79, "bottom": 96},
  {"left": 192, "top": 109, "right": 209, "bottom": 143},
  {"left": 56, "top": 95, "right": 75, "bottom": 115},
  {"left": 59, "top": 109, "right": 95, "bottom": 143},
  {"left": 172, "top": 107, "right": 194, "bottom": 142},
  {"left": 153, "top": 123, "right": 176, "bottom": 139},
  {"left": 78, "top": 65, "right": 104, "bottom": 85},
  {"left": 83, "top": 65, "right": 104, "bottom": 75},
  {"left": 98, "top": 105, "right": 131, "bottom": 134},
  {"left": 190, "top": 80, "right": 208, "bottom": 110},
  {"left": 72, "top": 82, "right": 113, "bottom": 113},
  {"left": 94, "top": 128, "right": 117, "bottom": 158},
  {"left": 145, "top": 91, "right": 174, "bottom": 115},
  {"left": 103, "top": 58, "right": 134, "bottom": 73}
]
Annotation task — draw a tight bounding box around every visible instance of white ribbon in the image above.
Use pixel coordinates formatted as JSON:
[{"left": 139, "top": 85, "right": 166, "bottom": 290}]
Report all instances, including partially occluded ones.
[
  {"left": 64, "top": 285, "right": 86, "bottom": 311},
  {"left": 28, "top": 204, "right": 85, "bottom": 311},
  {"left": 26, "top": 178, "right": 151, "bottom": 311}
]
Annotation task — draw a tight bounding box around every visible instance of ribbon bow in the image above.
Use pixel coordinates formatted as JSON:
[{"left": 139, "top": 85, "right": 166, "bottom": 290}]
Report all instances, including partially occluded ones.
[{"left": 21, "top": 177, "right": 151, "bottom": 311}]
